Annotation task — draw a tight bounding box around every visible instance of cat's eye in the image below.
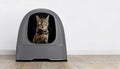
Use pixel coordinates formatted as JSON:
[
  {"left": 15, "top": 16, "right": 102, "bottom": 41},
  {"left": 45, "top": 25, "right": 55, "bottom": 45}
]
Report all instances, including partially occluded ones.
[
  {"left": 39, "top": 22, "right": 41, "bottom": 25},
  {"left": 43, "top": 23, "right": 47, "bottom": 25}
]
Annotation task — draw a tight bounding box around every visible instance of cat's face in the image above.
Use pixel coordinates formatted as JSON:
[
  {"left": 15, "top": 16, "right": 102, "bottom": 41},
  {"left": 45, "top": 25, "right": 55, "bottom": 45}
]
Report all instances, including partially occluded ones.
[{"left": 36, "top": 15, "right": 49, "bottom": 32}]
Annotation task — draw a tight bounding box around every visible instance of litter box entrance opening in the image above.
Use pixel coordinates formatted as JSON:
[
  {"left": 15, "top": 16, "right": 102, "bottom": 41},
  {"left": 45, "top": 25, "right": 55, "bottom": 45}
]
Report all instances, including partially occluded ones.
[{"left": 28, "top": 13, "right": 56, "bottom": 43}]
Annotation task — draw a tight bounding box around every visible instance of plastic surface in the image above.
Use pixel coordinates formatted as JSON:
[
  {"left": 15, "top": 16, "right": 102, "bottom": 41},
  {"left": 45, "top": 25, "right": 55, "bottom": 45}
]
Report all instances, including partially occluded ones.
[{"left": 16, "top": 9, "right": 67, "bottom": 61}]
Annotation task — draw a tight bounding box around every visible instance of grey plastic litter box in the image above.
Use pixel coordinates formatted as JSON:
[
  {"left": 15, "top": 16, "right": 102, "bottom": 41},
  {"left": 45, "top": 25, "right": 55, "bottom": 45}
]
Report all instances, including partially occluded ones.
[{"left": 16, "top": 9, "right": 67, "bottom": 61}]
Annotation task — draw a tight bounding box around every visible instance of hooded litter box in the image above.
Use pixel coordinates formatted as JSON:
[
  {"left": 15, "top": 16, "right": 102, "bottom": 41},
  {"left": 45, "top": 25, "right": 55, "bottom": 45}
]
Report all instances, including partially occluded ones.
[{"left": 16, "top": 9, "right": 67, "bottom": 61}]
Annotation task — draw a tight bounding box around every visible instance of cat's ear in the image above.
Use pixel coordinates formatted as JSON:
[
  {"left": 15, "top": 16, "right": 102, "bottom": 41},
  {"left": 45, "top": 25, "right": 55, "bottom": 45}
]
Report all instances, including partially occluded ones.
[
  {"left": 36, "top": 15, "right": 41, "bottom": 22},
  {"left": 46, "top": 15, "right": 49, "bottom": 21}
]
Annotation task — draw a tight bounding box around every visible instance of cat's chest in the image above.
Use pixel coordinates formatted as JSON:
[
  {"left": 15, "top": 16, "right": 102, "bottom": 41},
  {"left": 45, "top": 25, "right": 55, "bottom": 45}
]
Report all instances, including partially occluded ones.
[{"left": 36, "top": 33, "right": 48, "bottom": 38}]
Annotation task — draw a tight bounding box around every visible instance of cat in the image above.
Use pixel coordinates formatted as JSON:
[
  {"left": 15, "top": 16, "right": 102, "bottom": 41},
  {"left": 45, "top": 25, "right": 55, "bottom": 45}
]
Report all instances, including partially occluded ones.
[{"left": 33, "top": 15, "right": 49, "bottom": 43}]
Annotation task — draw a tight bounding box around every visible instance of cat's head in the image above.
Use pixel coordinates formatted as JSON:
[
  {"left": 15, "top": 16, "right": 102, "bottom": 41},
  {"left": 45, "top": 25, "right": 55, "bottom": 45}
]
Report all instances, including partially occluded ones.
[{"left": 36, "top": 15, "right": 49, "bottom": 32}]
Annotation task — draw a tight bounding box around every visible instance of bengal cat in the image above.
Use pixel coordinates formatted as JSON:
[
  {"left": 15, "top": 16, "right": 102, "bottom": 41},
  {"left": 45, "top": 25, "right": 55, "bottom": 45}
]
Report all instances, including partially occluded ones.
[{"left": 33, "top": 15, "right": 49, "bottom": 43}]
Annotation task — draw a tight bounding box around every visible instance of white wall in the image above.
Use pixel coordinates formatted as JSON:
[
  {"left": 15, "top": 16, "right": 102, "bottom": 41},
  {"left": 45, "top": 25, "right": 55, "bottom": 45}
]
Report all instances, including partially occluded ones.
[{"left": 0, "top": 0, "right": 120, "bottom": 54}]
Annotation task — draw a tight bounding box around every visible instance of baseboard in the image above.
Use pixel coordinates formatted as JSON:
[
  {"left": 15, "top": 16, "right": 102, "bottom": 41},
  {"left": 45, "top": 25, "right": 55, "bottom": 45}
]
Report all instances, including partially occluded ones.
[
  {"left": 0, "top": 50, "right": 120, "bottom": 55},
  {"left": 67, "top": 50, "right": 120, "bottom": 55},
  {"left": 0, "top": 50, "right": 15, "bottom": 55}
]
